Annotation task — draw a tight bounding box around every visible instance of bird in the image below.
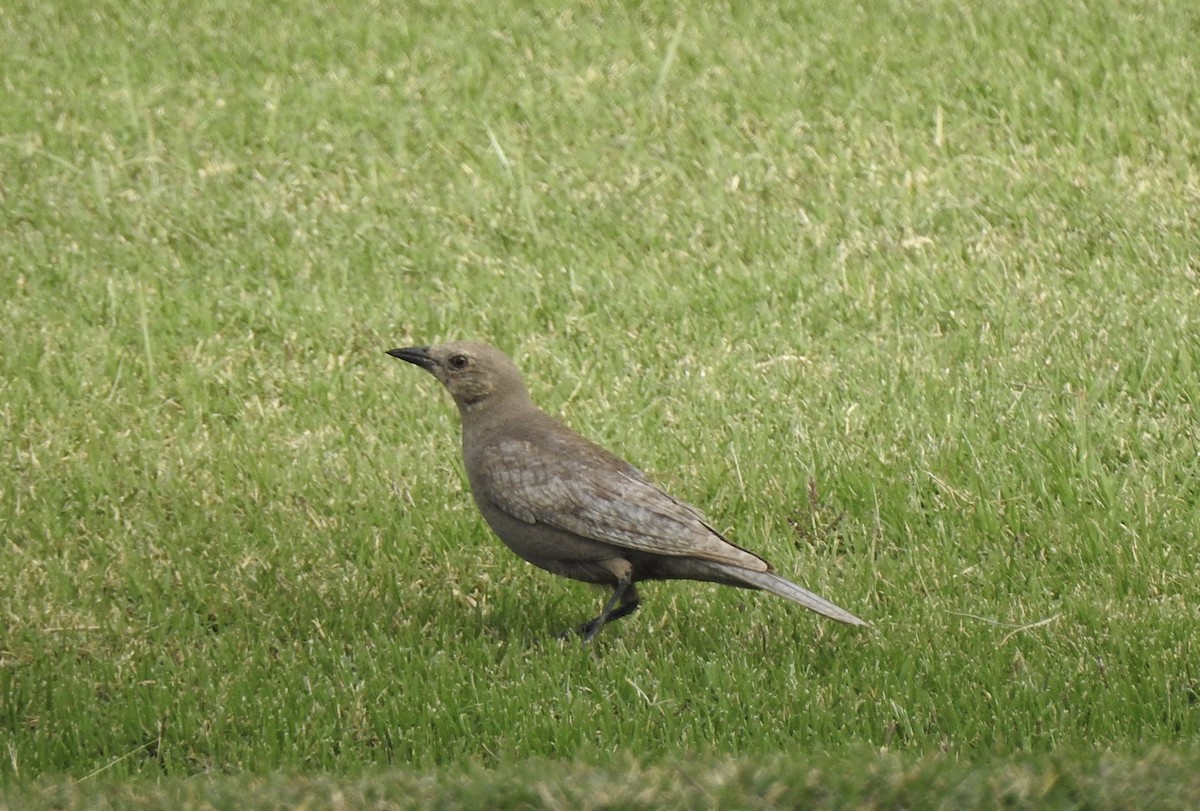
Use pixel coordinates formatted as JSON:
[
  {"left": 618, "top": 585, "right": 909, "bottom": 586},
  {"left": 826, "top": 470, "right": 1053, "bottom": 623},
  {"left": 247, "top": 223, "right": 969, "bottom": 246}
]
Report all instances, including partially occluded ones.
[{"left": 387, "top": 340, "right": 868, "bottom": 642}]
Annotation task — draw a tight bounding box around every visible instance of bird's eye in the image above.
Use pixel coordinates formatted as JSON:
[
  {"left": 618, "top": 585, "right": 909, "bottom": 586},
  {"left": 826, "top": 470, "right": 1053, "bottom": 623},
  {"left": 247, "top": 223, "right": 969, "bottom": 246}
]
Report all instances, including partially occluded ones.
[{"left": 448, "top": 354, "right": 469, "bottom": 370}]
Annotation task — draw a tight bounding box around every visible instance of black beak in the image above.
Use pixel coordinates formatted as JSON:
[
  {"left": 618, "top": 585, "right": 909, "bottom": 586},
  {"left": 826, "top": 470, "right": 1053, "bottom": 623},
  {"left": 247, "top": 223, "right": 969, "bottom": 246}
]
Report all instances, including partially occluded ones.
[{"left": 386, "top": 346, "right": 437, "bottom": 371}]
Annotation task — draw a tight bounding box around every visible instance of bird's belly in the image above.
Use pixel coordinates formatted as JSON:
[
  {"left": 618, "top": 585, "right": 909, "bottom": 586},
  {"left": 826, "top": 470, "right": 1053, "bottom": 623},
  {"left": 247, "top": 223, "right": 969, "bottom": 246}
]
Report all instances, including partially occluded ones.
[{"left": 478, "top": 504, "right": 625, "bottom": 583}]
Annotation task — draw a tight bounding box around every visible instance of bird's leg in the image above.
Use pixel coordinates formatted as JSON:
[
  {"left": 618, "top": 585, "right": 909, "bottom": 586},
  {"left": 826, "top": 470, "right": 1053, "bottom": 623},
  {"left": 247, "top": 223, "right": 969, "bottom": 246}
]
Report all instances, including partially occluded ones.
[
  {"left": 577, "top": 579, "right": 639, "bottom": 643},
  {"left": 606, "top": 583, "right": 642, "bottom": 624}
]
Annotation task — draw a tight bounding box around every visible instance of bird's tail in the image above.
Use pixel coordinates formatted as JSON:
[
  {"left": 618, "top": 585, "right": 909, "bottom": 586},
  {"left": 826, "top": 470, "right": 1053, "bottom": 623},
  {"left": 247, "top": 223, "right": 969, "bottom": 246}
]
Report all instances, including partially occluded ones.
[{"left": 705, "top": 561, "right": 869, "bottom": 627}]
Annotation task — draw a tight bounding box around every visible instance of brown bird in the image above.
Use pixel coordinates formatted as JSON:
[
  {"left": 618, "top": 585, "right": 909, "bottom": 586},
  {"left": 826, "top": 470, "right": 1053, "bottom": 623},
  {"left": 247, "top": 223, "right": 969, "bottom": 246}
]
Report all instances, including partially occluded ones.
[{"left": 387, "top": 340, "right": 868, "bottom": 641}]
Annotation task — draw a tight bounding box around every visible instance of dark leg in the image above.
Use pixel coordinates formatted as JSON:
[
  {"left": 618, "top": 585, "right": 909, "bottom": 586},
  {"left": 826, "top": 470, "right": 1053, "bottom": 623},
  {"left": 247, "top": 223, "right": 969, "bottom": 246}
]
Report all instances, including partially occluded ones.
[{"left": 576, "top": 580, "right": 640, "bottom": 643}]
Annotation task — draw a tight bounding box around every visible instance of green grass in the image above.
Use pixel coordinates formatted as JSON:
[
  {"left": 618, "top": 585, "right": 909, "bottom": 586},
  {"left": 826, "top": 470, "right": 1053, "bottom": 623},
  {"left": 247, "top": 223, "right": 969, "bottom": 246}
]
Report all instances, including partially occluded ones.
[
  {"left": 5, "top": 749, "right": 1200, "bottom": 811},
  {"left": 3, "top": 0, "right": 1199, "bottom": 804}
]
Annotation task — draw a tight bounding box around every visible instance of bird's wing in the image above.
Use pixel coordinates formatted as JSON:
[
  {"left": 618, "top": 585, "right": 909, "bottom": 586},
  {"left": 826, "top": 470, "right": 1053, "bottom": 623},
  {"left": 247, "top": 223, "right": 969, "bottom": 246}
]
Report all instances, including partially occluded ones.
[{"left": 478, "top": 437, "right": 770, "bottom": 572}]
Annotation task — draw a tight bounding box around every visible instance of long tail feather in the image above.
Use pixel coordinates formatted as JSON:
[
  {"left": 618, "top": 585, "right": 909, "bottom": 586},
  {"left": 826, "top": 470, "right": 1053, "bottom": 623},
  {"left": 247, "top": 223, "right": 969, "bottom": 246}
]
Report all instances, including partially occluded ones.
[{"left": 707, "top": 562, "right": 869, "bottom": 627}]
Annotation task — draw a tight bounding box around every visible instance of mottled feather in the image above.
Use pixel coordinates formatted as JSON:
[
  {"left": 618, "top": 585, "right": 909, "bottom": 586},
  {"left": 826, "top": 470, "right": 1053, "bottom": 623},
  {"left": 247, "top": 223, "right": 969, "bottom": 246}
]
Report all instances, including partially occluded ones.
[{"left": 478, "top": 436, "right": 770, "bottom": 572}]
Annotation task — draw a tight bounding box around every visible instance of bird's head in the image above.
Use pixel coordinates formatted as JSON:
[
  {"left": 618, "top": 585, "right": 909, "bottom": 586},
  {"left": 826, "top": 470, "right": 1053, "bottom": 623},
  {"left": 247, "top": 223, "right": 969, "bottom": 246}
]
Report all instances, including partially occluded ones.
[{"left": 387, "top": 340, "right": 529, "bottom": 412}]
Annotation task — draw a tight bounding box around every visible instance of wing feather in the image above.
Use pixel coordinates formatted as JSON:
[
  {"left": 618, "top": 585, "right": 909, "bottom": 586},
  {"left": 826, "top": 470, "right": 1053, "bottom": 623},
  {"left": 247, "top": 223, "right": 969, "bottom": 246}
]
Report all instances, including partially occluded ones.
[{"left": 478, "top": 437, "right": 769, "bottom": 572}]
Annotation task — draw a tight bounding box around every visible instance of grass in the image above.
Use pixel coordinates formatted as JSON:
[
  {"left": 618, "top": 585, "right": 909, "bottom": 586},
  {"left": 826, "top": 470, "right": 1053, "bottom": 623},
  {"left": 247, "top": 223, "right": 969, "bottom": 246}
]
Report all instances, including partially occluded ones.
[
  {"left": 2, "top": 0, "right": 1199, "bottom": 804},
  {"left": 5, "top": 748, "right": 1200, "bottom": 810}
]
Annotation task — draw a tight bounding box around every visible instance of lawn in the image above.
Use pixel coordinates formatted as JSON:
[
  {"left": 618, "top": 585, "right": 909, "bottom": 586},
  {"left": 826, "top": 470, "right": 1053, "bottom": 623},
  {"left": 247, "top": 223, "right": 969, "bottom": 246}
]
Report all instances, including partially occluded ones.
[{"left": 2, "top": 0, "right": 1198, "bottom": 807}]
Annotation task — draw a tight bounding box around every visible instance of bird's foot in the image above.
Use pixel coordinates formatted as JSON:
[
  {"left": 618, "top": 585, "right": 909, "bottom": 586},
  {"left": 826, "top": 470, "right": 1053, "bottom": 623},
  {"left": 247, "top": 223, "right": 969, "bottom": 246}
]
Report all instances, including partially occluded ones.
[{"left": 554, "top": 618, "right": 600, "bottom": 643}]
